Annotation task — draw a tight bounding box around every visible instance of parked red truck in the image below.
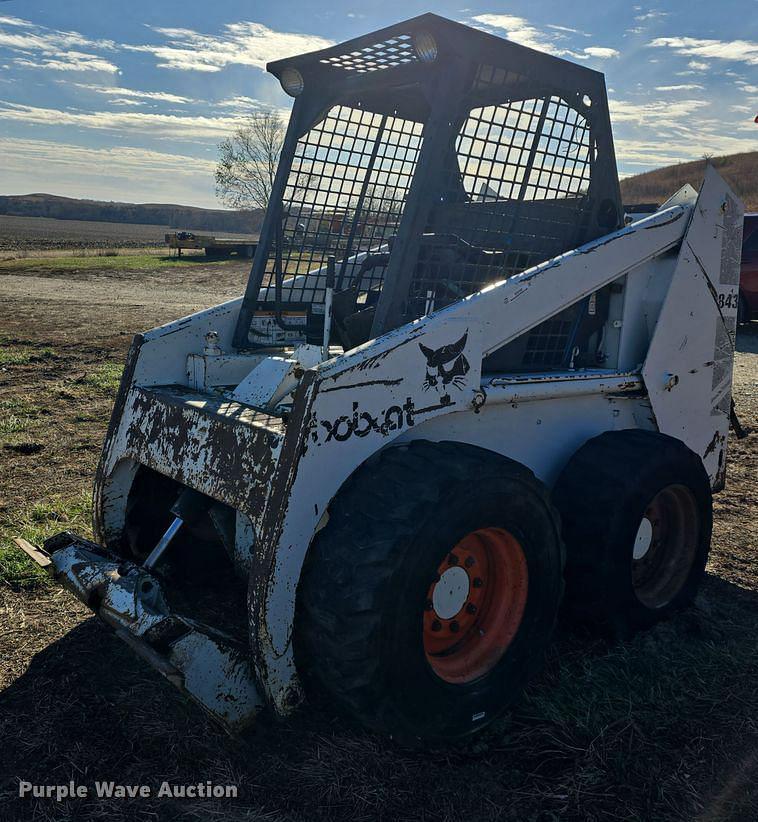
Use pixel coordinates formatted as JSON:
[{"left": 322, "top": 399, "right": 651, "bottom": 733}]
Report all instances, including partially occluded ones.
[{"left": 739, "top": 213, "right": 758, "bottom": 323}]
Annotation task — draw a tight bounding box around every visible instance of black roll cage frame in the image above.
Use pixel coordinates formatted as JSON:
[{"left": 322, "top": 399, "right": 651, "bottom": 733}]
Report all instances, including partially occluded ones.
[{"left": 232, "top": 13, "right": 622, "bottom": 352}]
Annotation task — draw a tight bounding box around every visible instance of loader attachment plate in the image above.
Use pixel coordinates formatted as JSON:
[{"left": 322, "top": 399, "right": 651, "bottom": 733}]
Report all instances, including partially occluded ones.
[{"left": 21, "top": 532, "right": 263, "bottom": 731}]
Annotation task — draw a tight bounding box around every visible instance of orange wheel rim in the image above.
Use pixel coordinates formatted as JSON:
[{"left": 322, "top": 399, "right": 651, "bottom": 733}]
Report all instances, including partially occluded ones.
[{"left": 422, "top": 527, "right": 528, "bottom": 684}]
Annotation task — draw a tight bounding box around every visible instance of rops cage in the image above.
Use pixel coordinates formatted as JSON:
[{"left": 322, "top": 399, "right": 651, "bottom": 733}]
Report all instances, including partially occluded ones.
[{"left": 234, "top": 13, "right": 622, "bottom": 371}]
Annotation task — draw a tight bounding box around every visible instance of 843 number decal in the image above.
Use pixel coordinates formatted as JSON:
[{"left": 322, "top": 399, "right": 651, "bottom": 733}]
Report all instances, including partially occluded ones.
[{"left": 717, "top": 290, "right": 739, "bottom": 311}]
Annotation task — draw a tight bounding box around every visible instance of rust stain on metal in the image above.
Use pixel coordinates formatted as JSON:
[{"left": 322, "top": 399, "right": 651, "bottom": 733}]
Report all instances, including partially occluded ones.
[{"left": 125, "top": 386, "right": 282, "bottom": 520}]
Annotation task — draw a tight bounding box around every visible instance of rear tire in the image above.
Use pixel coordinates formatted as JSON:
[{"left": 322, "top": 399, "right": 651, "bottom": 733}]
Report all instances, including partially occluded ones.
[
  {"left": 295, "top": 440, "right": 564, "bottom": 742},
  {"left": 553, "top": 430, "right": 712, "bottom": 637}
]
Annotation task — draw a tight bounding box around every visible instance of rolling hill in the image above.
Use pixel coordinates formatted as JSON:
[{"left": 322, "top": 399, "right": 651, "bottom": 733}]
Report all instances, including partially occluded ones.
[
  {"left": 3, "top": 151, "right": 755, "bottom": 234},
  {"left": 620, "top": 152, "right": 758, "bottom": 211},
  {"left": 0, "top": 193, "right": 264, "bottom": 234}
]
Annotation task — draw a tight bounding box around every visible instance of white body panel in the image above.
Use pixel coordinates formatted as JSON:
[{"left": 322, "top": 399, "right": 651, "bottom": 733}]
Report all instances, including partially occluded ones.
[{"left": 643, "top": 166, "right": 743, "bottom": 487}]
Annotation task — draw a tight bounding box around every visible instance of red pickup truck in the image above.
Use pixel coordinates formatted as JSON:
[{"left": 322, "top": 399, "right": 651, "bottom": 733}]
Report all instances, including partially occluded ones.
[{"left": 740, "top": 213, "right": 758, "bottom": 324}]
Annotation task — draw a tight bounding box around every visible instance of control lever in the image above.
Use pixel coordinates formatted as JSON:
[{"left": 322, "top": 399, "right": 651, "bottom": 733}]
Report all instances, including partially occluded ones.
[
  {"left": 143, "top": 488, "right": 212, "bottom": 571},
  {"left": 322, "top": 255, "right": 335, "bottom": 361}
]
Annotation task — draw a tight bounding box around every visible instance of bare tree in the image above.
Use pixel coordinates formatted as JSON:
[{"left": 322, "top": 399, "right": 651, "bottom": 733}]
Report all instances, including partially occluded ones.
[{"left": 215, "top": 111, "right": 286, "bottom": 211}]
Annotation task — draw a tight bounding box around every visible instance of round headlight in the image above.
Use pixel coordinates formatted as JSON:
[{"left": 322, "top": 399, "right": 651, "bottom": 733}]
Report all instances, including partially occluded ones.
[
  {"left": 413, "top": 31, "right": 438, "bottom": 63},
  {"left": 280, "top": 66, "right": 304, "bottom": 97}
]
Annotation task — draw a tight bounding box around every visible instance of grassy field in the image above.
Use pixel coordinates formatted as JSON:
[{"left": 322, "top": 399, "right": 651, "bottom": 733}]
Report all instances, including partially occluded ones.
[
  {"left": 0, "top": 342, "right": 120, "bottom": 590},
  {"left": 0, "top": 249, "right": 756, "bottom": 821},
  {"left": 0, "top": 253, "right": 239, "bottom": 272}
]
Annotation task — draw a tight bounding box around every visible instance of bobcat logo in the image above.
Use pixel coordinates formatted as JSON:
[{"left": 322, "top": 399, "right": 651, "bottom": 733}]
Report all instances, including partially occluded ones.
[{"left": 420, "top": 332, "right": 470, "bottom": 396}]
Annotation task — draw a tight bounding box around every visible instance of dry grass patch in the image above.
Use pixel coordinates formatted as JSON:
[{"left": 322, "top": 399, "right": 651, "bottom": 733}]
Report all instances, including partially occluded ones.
[{"left": 621, "top": 151, "right": 758, "bottom": 209}]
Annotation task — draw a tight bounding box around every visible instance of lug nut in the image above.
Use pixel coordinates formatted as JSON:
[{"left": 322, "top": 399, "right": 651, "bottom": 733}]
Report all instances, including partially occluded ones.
[
  {"left": 448, "top": 553, "right": 459, "bottom": 565},
  {"left": 473, "top": 577, "right": 484, "bottom": 588},
  {"left": 465, "top": 556, "right": 475, "bottom": 568},
  {"left": 466, "top": 603, "right": 477, "bottom": 614},
  {"left": 425, "top": 599, "right": 434, "bottom": 611},
  {"left": 450, "top": 621, "right": 460, "bottom": 633},
  {"left": 431, "top": 620, "right": 442, "bottom": 632}
]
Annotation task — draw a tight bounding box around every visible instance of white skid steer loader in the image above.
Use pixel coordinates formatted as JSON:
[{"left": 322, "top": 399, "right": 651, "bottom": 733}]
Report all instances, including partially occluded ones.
[{"left": 19, "top": 14, "right": 743, "bottom": 742}]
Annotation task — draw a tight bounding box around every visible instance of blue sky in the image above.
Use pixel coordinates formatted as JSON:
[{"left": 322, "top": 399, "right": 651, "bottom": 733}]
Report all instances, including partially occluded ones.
[{"left": 0, "top": 0, "right": 755, "bottom": 208}]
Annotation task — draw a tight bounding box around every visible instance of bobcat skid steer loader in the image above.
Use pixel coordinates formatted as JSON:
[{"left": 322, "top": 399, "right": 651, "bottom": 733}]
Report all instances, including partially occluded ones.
[{"left": 19, "top": 14, "right": 743, "bottom": 742}]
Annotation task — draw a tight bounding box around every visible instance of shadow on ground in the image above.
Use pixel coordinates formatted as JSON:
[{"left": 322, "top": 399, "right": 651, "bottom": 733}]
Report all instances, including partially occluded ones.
[{"left": 1, "top": 574, "right": 758, "bottom": 821}]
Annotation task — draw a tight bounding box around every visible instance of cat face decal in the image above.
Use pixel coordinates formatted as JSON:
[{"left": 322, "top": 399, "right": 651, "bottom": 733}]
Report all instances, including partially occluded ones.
[{"left": 419, "top": 331, "right": 470, "bottom": 395}]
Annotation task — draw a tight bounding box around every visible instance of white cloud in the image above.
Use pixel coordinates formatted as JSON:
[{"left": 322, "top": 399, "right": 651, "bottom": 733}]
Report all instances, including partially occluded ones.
[
  {"left": 609, "top": 97, "right": 709, "bottom": 129},
  {"left": 212, "top": 96, "right": 290, "bottom": 117},
  {"left": 635, "top": 10, "right": 669, "bottom": 21},
  {"left": 13, "top": 51, "right": 118, "bottom": 73},
  {"left": 738, "top": 83, "right": 758, "bottom": 94},
  {"left": 0, "top": 15, "right": 35, "bottom": 28},
  {"left": 650, "top": 36, "right": 758, "bottom": 66},
  {"left": 0, "top": 14, "right": 333, "bottom": 77},
  {"left": 0, "top": 100, "right": 247, "bottom": 139},
  {"left": 611, "top": 92, "right": 757, "bottom": 173},
  {"left": 0, "top": 137, "right": 220, "bottom": 206},
  {"left": 127, "top": 21, "right": 333, "bottom": 73},
  {"left": 472, "top": 14, "right": 565, "bottom": 53},
  {"left": 471, "top": 14, "right": 619, "bottom": 60},
  {"left": 654, "top": 83, "right": 705, "bottom": 91},
  {"left": 1, "top": 137, "right": 215, "bottom": 177},
  {"left": 215, "top": 95, "right": 264, "bottom": 110},
  {"left": 616, "top": 131, "right": 758, "bottom": 167},
  {"left": 688, "top": 60, "right": 710, "bottom": 70},
  {"left": 583, "top": 46, "right": 620, "bottom": 59},
  {"left": 546, "top": 24, "right": 590, "bottom": 36},
  {"left": 0, "top": 15, "right": 118, "bottom": 73},
  {"left": 0, "top": 17, "right": 116, "bottom": 53},
  {"left": 72, "top": 83, "right": 197, "bottom": 105}
]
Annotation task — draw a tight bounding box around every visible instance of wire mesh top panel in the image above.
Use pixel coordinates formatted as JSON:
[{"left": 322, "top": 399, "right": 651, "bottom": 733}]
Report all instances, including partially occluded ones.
[
  {"left": 258, "top": 105, "right": 424, "bottom": 307},
  {"left": 319, "top": 34, "right": 418, "bottom": 73}
]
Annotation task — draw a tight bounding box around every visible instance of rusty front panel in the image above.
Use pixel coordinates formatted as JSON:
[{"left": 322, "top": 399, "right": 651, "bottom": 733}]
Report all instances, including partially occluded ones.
[{"left": 122, "top": 386, "right": 285, "bottom": 519}]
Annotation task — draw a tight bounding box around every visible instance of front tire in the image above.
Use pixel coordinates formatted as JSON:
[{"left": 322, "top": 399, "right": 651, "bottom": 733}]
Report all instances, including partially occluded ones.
[{"left": 295, "top": 441, "right": 564, "bottom": 742}]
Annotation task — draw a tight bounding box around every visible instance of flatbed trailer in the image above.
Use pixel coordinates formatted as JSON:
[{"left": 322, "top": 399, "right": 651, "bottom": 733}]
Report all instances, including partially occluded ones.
[{"left": 165, "top": 232, "right": 257, "bottom": 258}]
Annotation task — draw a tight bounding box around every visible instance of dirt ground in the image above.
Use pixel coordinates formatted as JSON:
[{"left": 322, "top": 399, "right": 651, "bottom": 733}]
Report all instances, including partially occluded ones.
[
  {"left": 0, "top": 215, "right": 171, "bottom": 253},
  {"left": 0, "top": 253, "right": 756, "bottom": 822}
]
